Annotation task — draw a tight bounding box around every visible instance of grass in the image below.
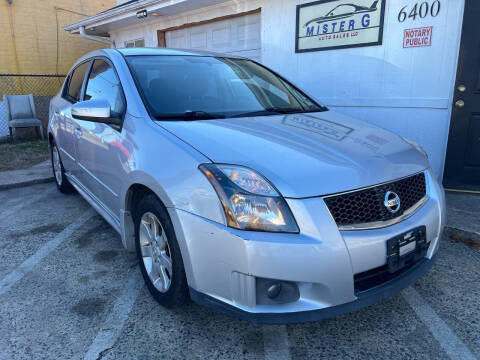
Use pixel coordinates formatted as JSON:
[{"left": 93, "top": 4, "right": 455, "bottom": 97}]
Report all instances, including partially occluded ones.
[{"left": 0, "top": 138, "right": 49, "bottom": 172}]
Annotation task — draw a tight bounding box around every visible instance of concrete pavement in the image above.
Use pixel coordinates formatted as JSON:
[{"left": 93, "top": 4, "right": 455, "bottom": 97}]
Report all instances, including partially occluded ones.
[
  {"left": 0, "top": 182, "right": 479, "bottom": 359},
  {"left": 0, "top": 160, "right": 54, "bottom": 190},
  {"left": 444, "top": 191, "right": 480, "bottom": 251}
]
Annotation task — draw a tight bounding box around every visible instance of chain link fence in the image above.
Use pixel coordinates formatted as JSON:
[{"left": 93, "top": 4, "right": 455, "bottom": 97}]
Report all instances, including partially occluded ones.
[{"left": 0, "top": 74, "right": 66, "bottom": 138}]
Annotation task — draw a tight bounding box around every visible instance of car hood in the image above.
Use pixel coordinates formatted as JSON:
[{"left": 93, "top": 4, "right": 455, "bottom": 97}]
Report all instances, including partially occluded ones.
[{"left": 157, "top": 111, "right": 429, "bottom": 198}]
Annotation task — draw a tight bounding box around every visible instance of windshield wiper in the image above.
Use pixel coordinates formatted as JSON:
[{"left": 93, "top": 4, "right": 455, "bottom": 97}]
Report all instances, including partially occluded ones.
[
  {"left": 230, "top": 108, "right": 296, "bottom": 118},
  {"left": 230, "top": 107, "right": 325, "bottom": 118},
  {"left": 154, "top": 110, "right": 226, "bottom": 121}
]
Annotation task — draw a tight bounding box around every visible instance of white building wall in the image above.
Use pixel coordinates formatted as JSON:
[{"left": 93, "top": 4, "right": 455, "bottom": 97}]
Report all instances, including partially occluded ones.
[
  {"left": 261, "top": 0, "right": 465, "bottom": 178},
  {"left": 110, "top": 0, "right": 465, "bottom": 178},
  {"left": 110, "top": 0, "right": 261, "bottom": 48}
]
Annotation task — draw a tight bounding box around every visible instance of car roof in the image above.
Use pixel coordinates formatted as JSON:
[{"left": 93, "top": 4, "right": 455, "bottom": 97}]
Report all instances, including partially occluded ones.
[{"left": 115, "top": 47, "right": 245, "bottom": 58}]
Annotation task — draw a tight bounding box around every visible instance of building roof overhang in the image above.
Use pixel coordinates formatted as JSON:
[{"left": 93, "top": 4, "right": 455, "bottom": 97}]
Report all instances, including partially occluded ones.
[{"left": 63, "top": 0, "right": 229, "bottom": 37}]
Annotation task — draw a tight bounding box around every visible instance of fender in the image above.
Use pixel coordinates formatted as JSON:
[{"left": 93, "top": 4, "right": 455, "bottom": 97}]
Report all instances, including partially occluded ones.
[{"left": 120, "top": 169, "right": 225, "bottom": 291}]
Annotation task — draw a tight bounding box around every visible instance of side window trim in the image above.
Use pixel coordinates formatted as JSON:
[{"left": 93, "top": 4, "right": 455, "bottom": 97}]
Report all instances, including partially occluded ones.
[
  {"left": 83, "top": 56, "right": 127, "bottom": 119},
  {"left": 79, "top": 60, "right": 93, "bottom": 103},
  {"left": 61, "top": 74, "right": 71, "bottom": 100},
  {"left": 62, "top": 59, "right": 92, "bottom": 104}
]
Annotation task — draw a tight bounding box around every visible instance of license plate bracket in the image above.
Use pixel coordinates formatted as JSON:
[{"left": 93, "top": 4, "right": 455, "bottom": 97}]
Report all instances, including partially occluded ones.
[{"left": 386, "top": 226, "right": 428, "bottom": 273}]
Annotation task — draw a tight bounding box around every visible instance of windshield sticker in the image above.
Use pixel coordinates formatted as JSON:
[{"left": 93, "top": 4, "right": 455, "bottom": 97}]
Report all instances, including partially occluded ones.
[
  {"left": 282, "top": 114, "right": 353, "bottom": 141},
  {"left": 296, "top": 0, "right": 386, "bottom": 52}
]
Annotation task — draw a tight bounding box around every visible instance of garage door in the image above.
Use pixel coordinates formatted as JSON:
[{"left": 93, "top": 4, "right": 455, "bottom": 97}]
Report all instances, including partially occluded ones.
[{"left": 165, "top": 12, "right": 261, "bottom": 61}]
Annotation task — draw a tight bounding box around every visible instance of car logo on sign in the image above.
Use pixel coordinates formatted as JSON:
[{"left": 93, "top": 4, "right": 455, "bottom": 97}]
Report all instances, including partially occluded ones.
[
  {"left": 384, "top": 191, "right": 401, "bottom": 213},
  {"left": 304, "top": 1, "right": 379, "bottom": 27}
]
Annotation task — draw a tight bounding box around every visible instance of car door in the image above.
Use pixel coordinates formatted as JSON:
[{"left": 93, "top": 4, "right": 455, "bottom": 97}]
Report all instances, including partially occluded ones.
[
  {"left": 54, "top": 61, "right": 91, "bottom": 175},
  {"left": 74, "top": 58, "right": 127, "bottom": 220}
]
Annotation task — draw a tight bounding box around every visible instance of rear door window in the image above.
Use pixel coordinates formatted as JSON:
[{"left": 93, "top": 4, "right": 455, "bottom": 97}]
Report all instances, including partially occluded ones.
[{"left": 66, "top": 62, "right": 89, "bottom": 103}]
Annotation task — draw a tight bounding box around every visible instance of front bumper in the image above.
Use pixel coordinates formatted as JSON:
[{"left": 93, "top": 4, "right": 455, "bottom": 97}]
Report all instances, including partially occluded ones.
[
  {"left": 170, "top": 169, "right": 445, "bottom": 323},
  {"left": 189, "top": 254, "right": 437, "bottom": 324}
]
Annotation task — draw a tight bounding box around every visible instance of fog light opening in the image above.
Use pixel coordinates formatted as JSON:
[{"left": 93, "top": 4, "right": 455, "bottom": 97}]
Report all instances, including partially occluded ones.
[
  {"left": 256, "top": 278, "right": 300, "bottom": 305},
  {"left": 267, "top": 283, "right": 282, "bottom": 299}
]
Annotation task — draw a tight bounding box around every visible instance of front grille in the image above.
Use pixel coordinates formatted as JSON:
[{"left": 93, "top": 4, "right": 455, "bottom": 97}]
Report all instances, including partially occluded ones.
[{"left": 324, "top": 172, "right": 426, "bottom": 228}]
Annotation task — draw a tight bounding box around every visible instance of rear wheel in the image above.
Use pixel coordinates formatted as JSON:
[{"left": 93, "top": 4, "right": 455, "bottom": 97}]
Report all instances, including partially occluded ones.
[
  {"left": 134, "top": 194, "right": 188, "bottom": 307},
  {"left": 50, "top": 140, "right": 74, "bottom": 193}
]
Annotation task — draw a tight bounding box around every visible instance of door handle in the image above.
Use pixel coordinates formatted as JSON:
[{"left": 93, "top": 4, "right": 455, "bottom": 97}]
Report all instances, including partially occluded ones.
[
  {"left": 74, "top": 127, "right": 83, "bottom": 138},
  {"left": 54, "top": 111, "right": 65, "bottom": 119},
  {"left": 455, "top": 99, "right": 465, "bottom": 109}
]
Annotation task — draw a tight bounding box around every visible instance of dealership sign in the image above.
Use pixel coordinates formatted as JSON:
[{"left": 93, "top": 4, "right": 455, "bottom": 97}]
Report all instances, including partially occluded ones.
[{"left": 296, "top": 0, "right": 386, "bottom": 52}]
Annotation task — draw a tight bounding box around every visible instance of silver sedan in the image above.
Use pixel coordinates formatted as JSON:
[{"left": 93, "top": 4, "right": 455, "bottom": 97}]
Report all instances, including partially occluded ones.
[{"left": 48, "top": 48, "right": 445, "bottom": 323}]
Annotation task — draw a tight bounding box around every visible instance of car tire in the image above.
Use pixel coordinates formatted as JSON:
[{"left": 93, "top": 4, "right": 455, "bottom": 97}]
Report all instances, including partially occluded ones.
[
  {"left": 50, "top": 140, "right": 75, "bottom": 194},
  {"left": 134, "top": 194, "right": 188, "bottom": 307}
]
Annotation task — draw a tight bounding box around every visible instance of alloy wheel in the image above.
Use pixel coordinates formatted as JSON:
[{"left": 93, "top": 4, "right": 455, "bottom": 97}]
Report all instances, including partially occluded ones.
[
  {"left": 139, "top": 212, "right": 173, "bottom": 293},
  {"left": 52, "top": 145, "right": 62, "bottom": 186}
]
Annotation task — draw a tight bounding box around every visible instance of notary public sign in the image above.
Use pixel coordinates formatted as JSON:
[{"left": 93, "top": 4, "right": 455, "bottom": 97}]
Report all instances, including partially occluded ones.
[
  {"left": 296, "top": 0, "right": 386, "bottom": 53},
  {"left": 403, "top": 26, "right": 433, "bottom": 48}
]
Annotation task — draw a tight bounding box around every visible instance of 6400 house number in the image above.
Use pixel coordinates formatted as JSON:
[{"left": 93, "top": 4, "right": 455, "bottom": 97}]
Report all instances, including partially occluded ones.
[{"left": 398, "top": 0, "right": 441, "bottom": 22}]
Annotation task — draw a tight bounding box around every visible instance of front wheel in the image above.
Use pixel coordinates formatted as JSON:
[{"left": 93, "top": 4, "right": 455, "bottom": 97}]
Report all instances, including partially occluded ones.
[
  {"left": 50, "top": 140, "right": 74, "bottom": 193},
  {"left": 134, "top": 194, "right": 188, "bottom": 307}
]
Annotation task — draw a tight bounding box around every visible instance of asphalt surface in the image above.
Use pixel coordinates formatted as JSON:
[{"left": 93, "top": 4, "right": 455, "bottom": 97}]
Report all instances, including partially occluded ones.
[{"left": 1, "top": 183, "right": 479, "bottom": 360}]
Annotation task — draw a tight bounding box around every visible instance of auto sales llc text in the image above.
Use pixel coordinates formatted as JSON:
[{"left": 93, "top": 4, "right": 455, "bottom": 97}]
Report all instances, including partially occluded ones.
[{"left": 305, "top": 14, "right": 372, "bottom": 37}]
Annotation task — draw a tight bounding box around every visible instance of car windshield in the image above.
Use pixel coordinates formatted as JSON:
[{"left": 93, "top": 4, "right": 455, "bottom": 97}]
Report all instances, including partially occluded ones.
[{"left": 125, "top": 55, "right": 327, "bottom": 120}]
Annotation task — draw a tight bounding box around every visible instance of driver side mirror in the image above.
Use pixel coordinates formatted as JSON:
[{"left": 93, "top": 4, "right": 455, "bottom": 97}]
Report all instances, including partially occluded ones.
[{"left": 71, "top": 99, "right": 122, "bottom": 127}]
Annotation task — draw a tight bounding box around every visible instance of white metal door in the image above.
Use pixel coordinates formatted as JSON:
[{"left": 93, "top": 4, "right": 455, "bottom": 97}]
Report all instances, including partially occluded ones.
[{"left": 165, "top": 13, "right": 261, "bottom": 61}]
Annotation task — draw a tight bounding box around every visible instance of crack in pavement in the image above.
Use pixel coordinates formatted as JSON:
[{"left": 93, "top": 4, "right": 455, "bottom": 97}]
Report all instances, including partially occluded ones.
[{"left": 96, "top": 346, "right": 114, "bottom": 360}]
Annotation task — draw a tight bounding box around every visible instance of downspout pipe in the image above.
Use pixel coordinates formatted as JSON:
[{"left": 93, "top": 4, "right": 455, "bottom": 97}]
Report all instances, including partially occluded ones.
[{"left": 79, "top": 26, "right": 115, "bottom": 47}]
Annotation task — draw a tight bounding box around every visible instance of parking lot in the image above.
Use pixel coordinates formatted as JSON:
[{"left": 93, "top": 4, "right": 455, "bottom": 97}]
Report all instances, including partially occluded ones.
[{"left": 1, "top": 182, "right": 479, "bottom": 360}]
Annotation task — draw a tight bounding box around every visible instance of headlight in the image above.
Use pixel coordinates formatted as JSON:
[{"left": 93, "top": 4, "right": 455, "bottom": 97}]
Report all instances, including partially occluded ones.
[
  {"left": 401, "top": 136, "right": 428, "bottom": 159},
  {"left": 199, "top": 164, "right": 299, "bottom": 233}
]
